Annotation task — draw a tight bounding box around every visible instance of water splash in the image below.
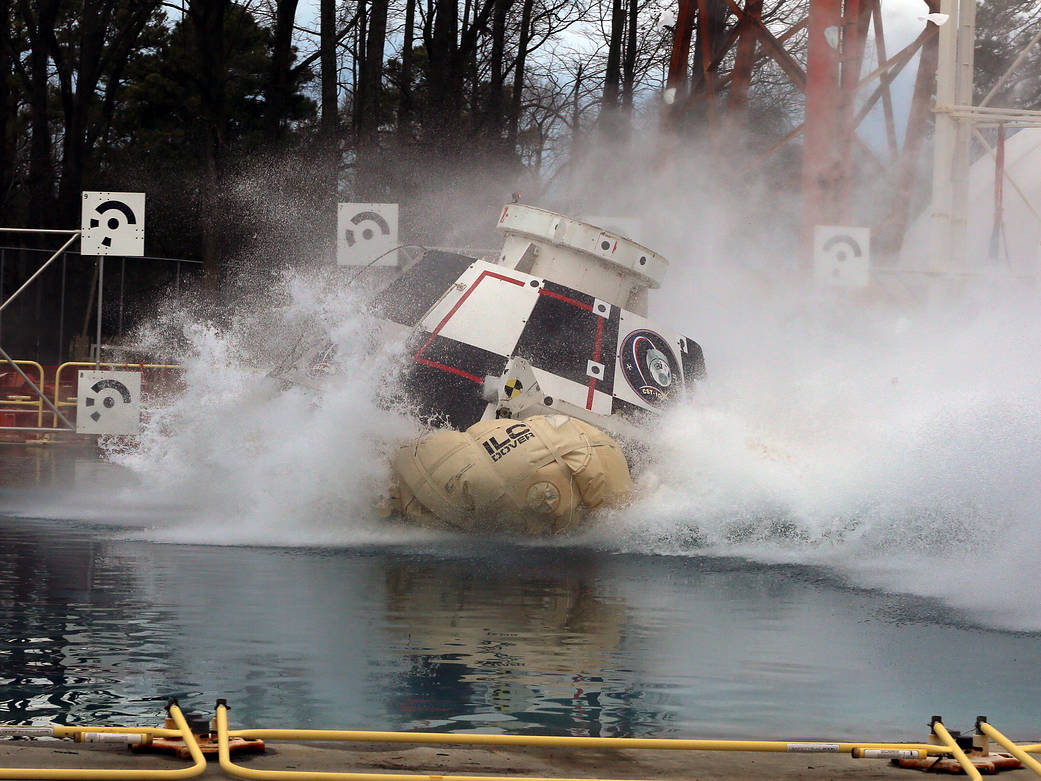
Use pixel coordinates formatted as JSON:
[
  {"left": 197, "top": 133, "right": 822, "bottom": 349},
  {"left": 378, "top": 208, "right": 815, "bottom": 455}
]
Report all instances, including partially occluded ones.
[
  {"left": 99, "top": 270, "right": 431, "bottom": 545},
  {"left": 14, "top": 253, "right": 1038, "bottom": 630},
  {"left": 593, "top": 274, "right": 1041, "bottom": 631}
]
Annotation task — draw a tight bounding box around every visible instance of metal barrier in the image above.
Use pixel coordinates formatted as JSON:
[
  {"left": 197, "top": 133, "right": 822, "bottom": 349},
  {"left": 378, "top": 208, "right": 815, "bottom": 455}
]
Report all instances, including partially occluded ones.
[
  {"left": 0, "top": 360, "right": 45, "bottom": 428},
  {"left": 931, "top": 720, "right": 983, "bottom": 781},
  {"left": 51, "top": 361, "right": 183, "bottom": 428},
  {"left": 979, "top": 720, "right": 1041, "bottom": 776},
  {"left": 6, "top": 703, "right": 1041, "bottom": 780},
  {"left": 0, "top": 702, "right": 205, "bottom": 780}
]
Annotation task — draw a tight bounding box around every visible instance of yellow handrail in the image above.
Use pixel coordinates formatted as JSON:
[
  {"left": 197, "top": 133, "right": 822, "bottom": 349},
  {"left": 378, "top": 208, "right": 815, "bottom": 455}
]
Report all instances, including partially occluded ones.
[
  {"left": 10, "top": 701, "right": 1041, "bottom": 781},
  {"left": 931, "top": 720, "right": 983, "bottom": 781},
  {"left": 52, "top": 361, "right": 182, "bottom": 428},
  {"left": 216, "top": 703, "right": 943, "bottom": 781},
  {"left": 0, "top": 360, "right": 45, "bottom": 427},
  {"left": 978, "top": 721, "right": 1041, "bottom": 777},
  {"left": 0, "top": 703, "right": 206, "bottom": 780}
]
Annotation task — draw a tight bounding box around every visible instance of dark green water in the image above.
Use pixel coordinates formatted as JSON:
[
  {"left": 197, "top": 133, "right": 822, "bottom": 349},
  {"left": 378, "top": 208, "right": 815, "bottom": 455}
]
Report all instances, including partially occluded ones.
[{"left": 2, "top": 447, "right": 1040, "bottom": 741}]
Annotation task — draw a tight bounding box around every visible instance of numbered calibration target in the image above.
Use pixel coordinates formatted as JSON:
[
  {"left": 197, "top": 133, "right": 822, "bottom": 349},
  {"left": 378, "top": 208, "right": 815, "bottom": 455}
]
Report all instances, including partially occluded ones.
[
  {"left": 81, "top": 191, "right": 146, "bottom": 256},
  {"left": 813, "top": 225, "right": 871, "bottom": 288},
  {"left": 76, "top": 370, "right": 142, "bottom": 435},
  {"left": 337, "top": 202, "right": 399, "bottom": 266}
]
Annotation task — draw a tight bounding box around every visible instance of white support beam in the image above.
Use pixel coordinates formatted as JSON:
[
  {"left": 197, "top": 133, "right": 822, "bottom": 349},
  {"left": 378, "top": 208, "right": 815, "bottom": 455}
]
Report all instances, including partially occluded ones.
[
  {"left": 946, "top": 105, "right": 1041, "bottom": 127},
  {"left": 949, "top": 0, "right": 976, "bottom": 271},
  {"left": 930, "top": 0, "right": 959, "bottom": 273}
]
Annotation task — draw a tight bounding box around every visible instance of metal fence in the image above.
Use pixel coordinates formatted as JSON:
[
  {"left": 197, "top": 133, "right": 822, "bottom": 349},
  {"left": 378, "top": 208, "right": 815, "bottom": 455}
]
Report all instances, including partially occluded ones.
[{"left": 0, "top": 244, "right": 202, "bottom": 366}]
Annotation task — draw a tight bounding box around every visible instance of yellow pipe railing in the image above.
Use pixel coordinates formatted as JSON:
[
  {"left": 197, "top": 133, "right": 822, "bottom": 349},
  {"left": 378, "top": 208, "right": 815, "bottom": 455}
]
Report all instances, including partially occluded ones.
[
  {"left": 0, "top": 703, "right": 205, "bottom": 780},
  {"left": 51, "top": 361, "right": 182, "bottom": 427},
  {"left": 931, "top": 720, "right": 983, "bottom": 781},
  {"left": 0, "top": 360, "right": 45, "bottom": 427},
  {"left": 978, "top": 721, "right": 1041, "bottom": 777},
  {"left": 216, "top": 703, "right": 943, "bottom": 781},
  {"left": 9, "top": 702, "right": 1041, "bottom": 781}
]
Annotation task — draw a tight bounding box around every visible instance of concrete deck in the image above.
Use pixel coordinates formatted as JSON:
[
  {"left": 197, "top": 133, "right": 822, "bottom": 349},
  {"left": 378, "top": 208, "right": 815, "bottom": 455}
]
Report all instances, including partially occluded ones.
[{"left": 0, "top": 739, "right": 947, "bottom": 780}]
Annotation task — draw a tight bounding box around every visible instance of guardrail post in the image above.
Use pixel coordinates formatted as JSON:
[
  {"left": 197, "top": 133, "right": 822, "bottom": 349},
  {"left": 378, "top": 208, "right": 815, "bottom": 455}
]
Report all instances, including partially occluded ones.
[
  {"left": 119, "top": 257, "right": 126, "bottom": 337},
  {"left": 58, "top": 254, "right": 67, "bottom": 364},
  {"left": 977, "top": 718, "right": 1041, "bottom": 777},
  {"left": 932, "top": 717, "right": 983, "bottom": 781},
  {"left": 95, "top": 256, "right": 103, "bottom": 370},
  {"left": 0, "top": 349, "right": 75, "bottom": 430}
]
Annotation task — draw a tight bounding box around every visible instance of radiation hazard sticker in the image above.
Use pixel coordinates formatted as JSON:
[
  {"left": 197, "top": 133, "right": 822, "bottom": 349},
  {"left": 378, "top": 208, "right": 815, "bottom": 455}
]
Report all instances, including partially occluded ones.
[{"left": 504, "top": 378, "right": 524, "bottom": 399}]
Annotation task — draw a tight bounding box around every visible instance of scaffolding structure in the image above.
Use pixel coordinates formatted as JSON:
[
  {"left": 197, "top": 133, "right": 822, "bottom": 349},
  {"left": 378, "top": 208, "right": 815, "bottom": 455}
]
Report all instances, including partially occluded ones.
[
  {"left": 930, "top": 0, "right": 1041, "bottom": 272},
  {"left": 666, "top": 0, "right": 1041, "bottom": 270}
]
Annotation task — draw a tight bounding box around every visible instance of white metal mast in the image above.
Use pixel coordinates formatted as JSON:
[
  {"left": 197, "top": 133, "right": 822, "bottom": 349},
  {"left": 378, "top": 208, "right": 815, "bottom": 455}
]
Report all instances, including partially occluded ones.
[
  {"left": 928, "top": 0, "right": 959, "bottom": 273},
  {"left": 930, "top": 4, "right": 1041, "bottom": 273}
]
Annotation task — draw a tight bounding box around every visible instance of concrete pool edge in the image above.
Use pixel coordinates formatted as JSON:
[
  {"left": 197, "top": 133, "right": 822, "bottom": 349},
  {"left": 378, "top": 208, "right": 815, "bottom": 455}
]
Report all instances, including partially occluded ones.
[{"left": 0, "top": 740, "right": 962, "bottom": 780}]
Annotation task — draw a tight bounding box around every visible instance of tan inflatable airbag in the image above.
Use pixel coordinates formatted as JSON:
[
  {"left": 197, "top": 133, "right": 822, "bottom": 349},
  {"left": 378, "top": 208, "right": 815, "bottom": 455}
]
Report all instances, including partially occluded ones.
[{"left": 391, "top": 415, "right": 632, "bottom": 534}]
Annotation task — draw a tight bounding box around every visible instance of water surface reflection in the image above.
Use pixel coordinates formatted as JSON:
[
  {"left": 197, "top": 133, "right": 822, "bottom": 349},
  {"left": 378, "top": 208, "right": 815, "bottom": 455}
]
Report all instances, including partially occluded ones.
[{"left": 2, "top": 454, "right": 1041, "bottom": 739}]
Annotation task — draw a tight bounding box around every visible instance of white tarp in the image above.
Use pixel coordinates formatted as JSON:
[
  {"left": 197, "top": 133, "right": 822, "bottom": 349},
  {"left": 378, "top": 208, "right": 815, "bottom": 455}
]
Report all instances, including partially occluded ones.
[{"left": 901, "top": 128, "right": 1041, "bottom": 274}]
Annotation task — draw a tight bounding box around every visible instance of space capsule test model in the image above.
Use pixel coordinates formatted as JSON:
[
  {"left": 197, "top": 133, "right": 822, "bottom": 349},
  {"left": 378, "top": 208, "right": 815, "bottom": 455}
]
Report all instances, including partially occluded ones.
[{"left": 278, "top": 204, "right": 706, "bottom": 534}]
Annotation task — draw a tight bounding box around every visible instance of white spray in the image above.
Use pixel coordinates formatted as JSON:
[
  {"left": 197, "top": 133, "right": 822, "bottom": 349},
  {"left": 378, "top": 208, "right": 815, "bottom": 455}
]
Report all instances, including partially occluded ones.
[{"left": 101, "top": 270, "right": 431, "bottom": 545}]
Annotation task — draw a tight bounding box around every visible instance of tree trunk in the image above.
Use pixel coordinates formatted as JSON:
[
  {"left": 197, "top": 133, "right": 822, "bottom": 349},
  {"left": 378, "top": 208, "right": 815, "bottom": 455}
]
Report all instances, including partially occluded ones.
[
  {"left": 50, "top": 0, "right": 158, "bottom": 227},
  {"left": 21, "top": 0, "right": 58, "bottom": 226},
  {"left": 602, "top": 0, "right": 624, "bottom": 109},
  {"left": 572, "top": 63, "right": 584, "bottom": 148},
  {"left": 55, "top": 0, "right": 105, "bottom": 227},
  {"left": 599, "top": 0, "right": 625, "bottom": 139},
  {"left": 354, "top": 0, "right": 367, "bottom": 132},
  {"left": 568, "top": 61, "right": 584, "bottom": 198},
  {"left": 358, "top": 0, "right": 388, "bottom": 142},
  {"left": 621, "top": 0, "right": 638, "bottom": 113},
  {"left": 507, "top": 0, "right": 534, "bottom": 148},
  {"left": 462, "top": 0, "right": 478, "bottom": 127},
  {"left": 320, "top": 0, "right": 339, "bottom": 260},
  {"left": 320, "top": 0, "right": 338, "bottom": 136},
  {"left": 265, "top": 0, "right": 301, "bottom": 141},
  {"left": 398, "top": 0, "right": 417, "bottom": 137},
  {"left": 188, "top": 0, "right": 230, "bottom": 288},
  {"left": 487, "top": 0, "right": 511, "bottom": 140},
  {"left": 356, "top": 0, "right": 388, "bottom": 198},
  {"left": 0, "top": 0, "right": 15, "bottom": 215},
  {"left": 426, "top": 0, "right": 461, "bottom": 148}
]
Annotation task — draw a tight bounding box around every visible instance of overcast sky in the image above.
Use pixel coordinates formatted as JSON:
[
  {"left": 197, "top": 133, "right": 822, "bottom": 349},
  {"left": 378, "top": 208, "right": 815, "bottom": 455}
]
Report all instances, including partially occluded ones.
[
  {"left": 292, "top": 0, "right": 935, "bottom": 149},
  {"left": 294, "top": 0, "right": 933, "bottom": 42}
]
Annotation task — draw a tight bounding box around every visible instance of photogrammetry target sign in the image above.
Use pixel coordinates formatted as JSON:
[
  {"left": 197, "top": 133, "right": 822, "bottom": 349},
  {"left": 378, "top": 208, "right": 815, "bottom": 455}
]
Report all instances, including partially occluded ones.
[
  {"left": 813, "top": 225, "right": 871, "bottom": 287},
  {"left": 337, "top": 203, "right": 399, "bottom": 266},
  {"left": 76, "top": 370, "right": 142, "bottom": 435},
  {"left": 81, "top": 191, "right": 145, "bottom": 256}
]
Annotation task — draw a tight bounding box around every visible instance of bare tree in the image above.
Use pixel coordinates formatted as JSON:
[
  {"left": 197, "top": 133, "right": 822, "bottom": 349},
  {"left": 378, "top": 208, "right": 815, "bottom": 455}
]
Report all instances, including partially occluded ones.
[
  {"left": 17, "top": 0, "right": 59, "bottom": 225},
  {"left": 0, "top": 0, "right": 18, "bottom": 215},
  {"left": 262, "top": 0, "right": 302, "bottom": 141},
  {"left": 975, "top": 0, "right": 1041, "bottom": 108},
  {"left": 187, "top": 0, "right": 232, "bottom": 285}
]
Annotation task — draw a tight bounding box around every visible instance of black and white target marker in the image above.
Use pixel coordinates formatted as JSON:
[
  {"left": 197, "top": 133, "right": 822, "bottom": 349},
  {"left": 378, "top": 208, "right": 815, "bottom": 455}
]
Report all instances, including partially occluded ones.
[
  {"left": 81, "top": 191, "right": 146, "bottom": 256},
  {"left": 337, "top": 203, "right": 399, "bottom": 267},
  {"left": 76, "top": 371, "right": 142, "bottom": 435}
]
